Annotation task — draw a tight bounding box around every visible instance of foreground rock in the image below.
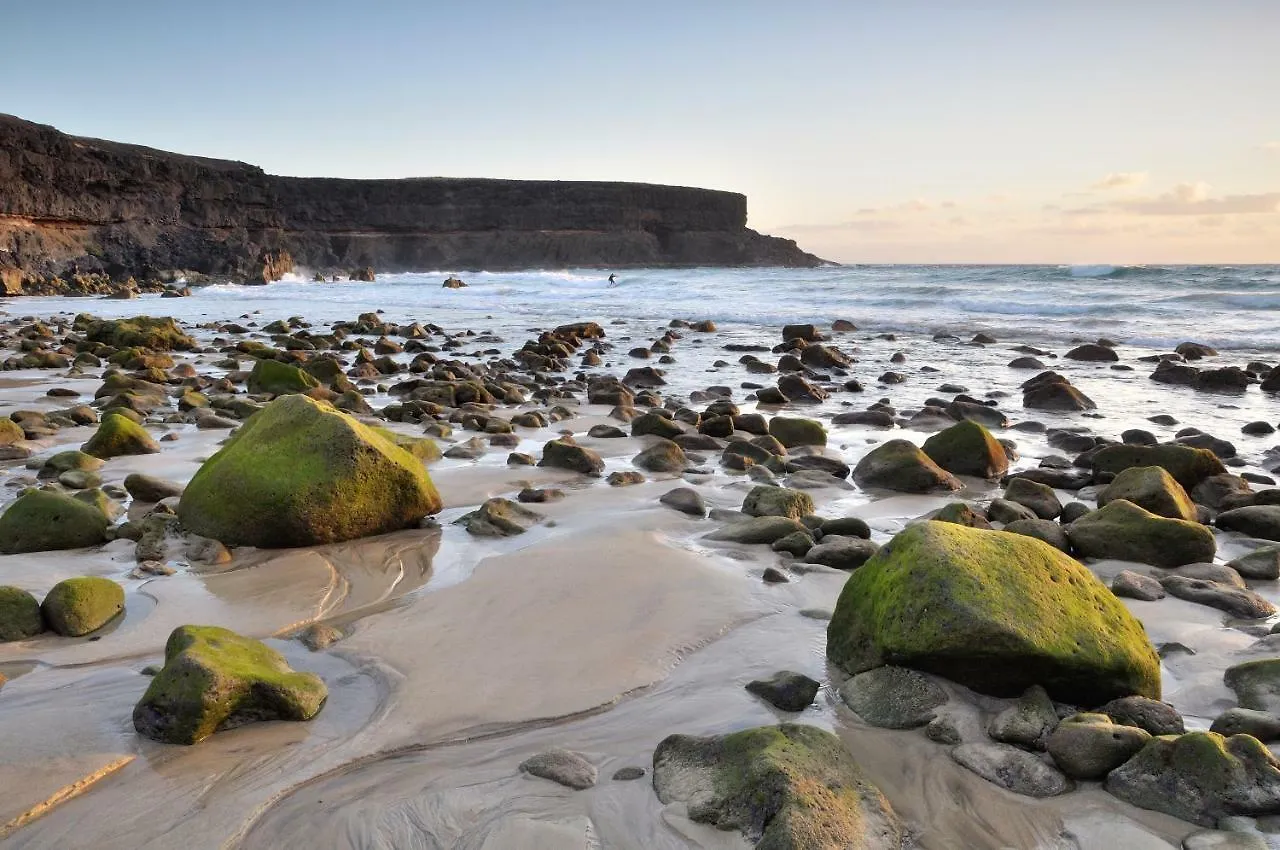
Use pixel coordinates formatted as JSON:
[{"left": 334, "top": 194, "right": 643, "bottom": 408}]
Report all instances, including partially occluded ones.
[
  {"left": 1217, "top": 506, "right": 1280, "bottom": 542},
  {"left": 827, "top": 522, "right": 1160, "bottom": 703},
  {"left": 1066, "top": 499, "right": 1216, "bottom": 567},
  {"left": 1046, "top": 713, "right": 1150, "bottom": 779},
  {"left": 41, "top": 576, "right": 124, "bottom": 636},
  {"left": 652, "top": 724, "right": 905, "bottom": 848},
  {"left": 1098, "top": 465, "right": 1197, "bottom": 521},
  {"left": 81, "top": 412, "right": 160, "bottom": 459},
  {"left": 133, "top": 625, "right": 327, "bottom": 744},
  {"left": 921, "top": 419, "right": 1009, "bottom": 478},
  {"left": 1105, "top": 732, "right": 1280, "bottom": 826},
  {"left": 518, "top": 750, "right": 597, "bottom": 789},
  {"left": 838, "top": 665, "right": 947, "bottom": 729},
  {"left": 0, "top": 586, "right": 44, "bottom": 641},
  {"left": 0, "top": 489, "right": 109, "bottom": 554},
  {"left": 852, "top": 439, "right": 962, "bottom": 493},
  {"left": 179, "top": 395, "right": 441, "bottom": 548}
]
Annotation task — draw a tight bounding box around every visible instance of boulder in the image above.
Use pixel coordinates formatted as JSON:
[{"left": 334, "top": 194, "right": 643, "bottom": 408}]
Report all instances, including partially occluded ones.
[
  {"left": 1090, "top": 443, "right": 1227, "bottom": 491},
  {"left": 827, "top": 522, "right": 1161, "bottom": 703},
  {"left": 633, "top": 439, "right": 688, "bottom": 473},
  {"left": 921, "top": 420, "right": 1009, "bottom": 479},
  {"left": 1099, "top": 465, "right": 1197, "bottom": 521},
  {"left": 41, "top": 576, "right": 124, "bottom": 636},
  {"left": 1218, "top": 506, "right": 1280, "bottom": 542},
  {"left": 952, "top": 743, "right": 1074, "bottom": 797},
  {"left": 852, "top": 439, "right": 962, "bottom": 493},
  {"left": 1003, "top": 477, "right": 1062, "bottom": 519},
  {"left": 652, "top": 724, "right": 905, "bottom": 848},
  {"left": 805, "top": 536, "right": 880, "bottom": 570},
  {"left": 1105, "top": 732, "right": 1280, "bottom": 826},
  {"left": 745, "top": 671, "right": 821, "bottom": 712},
  {"left": 454, "top": 498, "right": 543, "bottom": 537},
  {"left": 0, "top": 489, "right": 109, "bottom": 554},
  {"left": 518, "top": 750, "right": 597, "bottom": 789},
  {"left": 988, "top": 684, "right": 1058, "bottom": 748},
  {"left": 1023, "top": 374, "right": 1096, "bottom": 411},
  {"left": 1111, "top": 570, "right": 1166, "bottom": 601},
  {"left": 1002, "top": 518, "right": 1071, "bottom": 551},
  {"left": 1211, "top": 708, "right": 1280, "bottom": 742},
  {"left": 1229, "top": 546, "right": 1280, "bottom": 580},
  {"left": 247, "top": 359, "right": 321, "bottom": 396},
  {"left": 1066, "top": 343, "right": 1119, "bottom": 362},
  {"left": 1096, "top": 695, "right": 1185, "bottom": 736},
  {"left": 659, "top": 487, "right": 706, "bottom": 517},
  {"left": 1066, "top": 500, "right": 1216, "bottom": 567},
  {"left": 1225, "top": 659, "right": 1280, "bottom": 714},
  {"left": 767, "top": 416, "right": 827, "bottom": 448},
  {"left": 133, "top": 625, "right": 327, "bottom": 744},
  {"left": 539, "top": 438, "right": 605, "bottom": 476},
  {"left": 81, "top": 413, "right": 160, "bottom": 459},
  {"left": 123, "top": 473, "right": 184, "bottom": 503},
  {"left": 178, "top": 395, "right": 441, "bottom": 548},
  {"left": 84, "top": 316, "right": 194, "bottom": 351},
  {"left": 742, "top": 485, "right": 814, "bottom": 521},
  {"left": 705, "top": 516, "right": 807, "bottom": 544},
  {"left": 0, "top": 586, "right": 44, "bottom": 641},
  {"left": 932, "top": 501, "right": 993, "bottom": 529},
  {"left": 1046, "top": 713, "right": 1151, "bottom": 780},
  {"left": 1159, "top": 575, "right": 1276, "bottom": 619},
  {"left": 838, "top": 665, "right": 947, "bottom": 729}
]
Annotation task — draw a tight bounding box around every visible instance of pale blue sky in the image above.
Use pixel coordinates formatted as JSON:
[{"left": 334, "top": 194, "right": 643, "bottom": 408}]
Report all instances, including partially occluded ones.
[{"left": 4, "top": 0, "right": 1278, "bottom": 262}]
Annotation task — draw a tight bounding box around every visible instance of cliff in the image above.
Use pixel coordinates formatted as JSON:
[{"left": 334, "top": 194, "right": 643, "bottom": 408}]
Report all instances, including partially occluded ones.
[{"left": 0, "top": 114, "right": 820, "bottom": 291}]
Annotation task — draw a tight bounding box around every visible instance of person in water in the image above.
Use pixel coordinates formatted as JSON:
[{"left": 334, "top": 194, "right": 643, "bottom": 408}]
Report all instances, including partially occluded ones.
[{"left": 608, "top": 273, "right": 617, "bottom": 286}]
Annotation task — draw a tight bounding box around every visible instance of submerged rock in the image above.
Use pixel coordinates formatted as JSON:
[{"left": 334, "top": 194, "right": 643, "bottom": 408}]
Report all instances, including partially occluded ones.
[
  {"left": 133, "top": 625, "right": 327, "bottom": 745},
  {"left": 454, "top": 498, "right": 543, "bottom": 537},
  {"left": 652, "top": 724, "right": 905, "bottom": 849},
  {"left": 705, "top": 515, "right": 807, "bottom": 544},
  {"left": 827, "top": 522, "right": 1160, "bottom": 704},
  {"left": 178, "top": 395, "right": 442, "bottom": 548}
]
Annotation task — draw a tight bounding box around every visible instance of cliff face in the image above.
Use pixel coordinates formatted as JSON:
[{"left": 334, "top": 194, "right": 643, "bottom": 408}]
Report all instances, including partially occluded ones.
[{"left": 0, "top": 114, "right": 820, "bottom": 288}]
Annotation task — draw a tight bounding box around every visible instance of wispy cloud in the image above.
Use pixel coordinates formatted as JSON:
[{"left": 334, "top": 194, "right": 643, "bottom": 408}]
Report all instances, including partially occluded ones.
[
  {"left": 1092, "top": 171, "right": 1148, "bottom": 190},
  {"left": 1113, "top": 182, "right": 1280, "bottom": 215}
]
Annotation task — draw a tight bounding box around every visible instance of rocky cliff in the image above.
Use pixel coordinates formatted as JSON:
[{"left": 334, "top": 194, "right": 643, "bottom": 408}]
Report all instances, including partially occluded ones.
[{"left": 0, "top": 114, "right": 820, "bottom": 292}]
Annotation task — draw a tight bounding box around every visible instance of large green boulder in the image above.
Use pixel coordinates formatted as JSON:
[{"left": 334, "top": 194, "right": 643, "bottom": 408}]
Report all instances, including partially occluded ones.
[
  {"left": 83, "top": 316, "right": 195, "bottom": 351},
  {"left": 852, "top": 439, "right": 962, "bottom": 493},
  {"left": 247, "top": 359, "right": 321, "bottom": 396},
  {"left": 133, "top": 625, "right": 327, "bottom": 744},
  {"left": 1105, "top": 732, "right": 1280, "bottom": 826},
  {"left": 81, "top": 412, "right": 160, "bottom": 459},
  {"left": 827, "top": 521, "right": 1160, "bottom": 704},
  {"left": 0, "top": 490, "right": 109, "bottom": 554},
  {"left": 1098, "top": 465, "right": 1197, "bottom": 521},
  {"left": 1066, "top": 499, "right": 1215, "bottom": 567},
  {"left": 40, "top": 576, "right": 124, "bottom": 636},
  {"left": 742, "top": 485, "right": 815, "bottom": 520},
  {"left": 0, "top": 586, "right": 43, "bottom": 641},
  {"left": 1090, "top": 443, "right": 1227, "bottom": 491},
  {"left": 767, "top": 416, "right": 827, "bottom": 448},
  {"left": 178, "top": 395, "right": 441, "bottom": 548},
  {"left": 921, "top": 420, "right": 1009, "bottom": 478},
  {"left": 652, "top": 724, "right": 905, "bottom": 849}
]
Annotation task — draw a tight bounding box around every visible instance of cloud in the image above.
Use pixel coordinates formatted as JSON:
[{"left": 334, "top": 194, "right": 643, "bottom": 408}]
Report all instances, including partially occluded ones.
[
  {"left": 1113, "top": 182, "right": 1280, "bottom": 215},
  {"left": 1092, "top": 172, "right": 1148, "bottom": 190},
  {"left": 1261, "top": 142, "right": 1280, "bottom": 153}
]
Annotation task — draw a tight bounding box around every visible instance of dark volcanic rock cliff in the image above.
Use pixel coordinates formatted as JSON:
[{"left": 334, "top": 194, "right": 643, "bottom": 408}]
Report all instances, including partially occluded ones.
[{"left": 0, "top": 114, "right": 820, "bottom": 291}]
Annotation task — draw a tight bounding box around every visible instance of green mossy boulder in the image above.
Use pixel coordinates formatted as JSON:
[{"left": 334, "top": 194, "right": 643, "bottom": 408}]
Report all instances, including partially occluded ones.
[
  {"left": 652, "top": 723, "right": 905, "bottom": 849},
  {"left": 370, "top": 427, "right": 442, "bottom": 464},
  {"left": 852, "top": 439, "right": 962, "bottom": 493},
  {"left": 133, "top": 625, "right": 327, "bottom": 745},
  {"left": 1066, "top": 499, "right": 1215, "bottom": 567},
  {"left": 742, "top": 485, "right": 816, "bottom": 520},
  {"left": 40, "top": 450, "right": 105, "bottom": 477},
  {"left": 0, "top": 489, "right": 110, "bottom": 554},
  {"left": 246, "top": 359, "right": 321, "bottom": 396},
  {"left": 1090, "top": 443, "right": 1227, "bottom": 491},
  {"left": 178, "top": 395, "right": 442, "bottom": 548},
  {"left": 40, "top": 576, "right": 124, "bottom": 636},
  {"left": 921, "top": 420, "right": 1009, "bottom": 479},
  {"left": 1105, "top": 732, "right": 1280, "bottom": 826},
  {"left": 826, "top": 521, "right": 1160, "bottom": 704},
  {"left": 931, "top": 502, "right": 993, "bottom": 529},
  {"left": 81, "top": 412, "right": 160, "bottom": 459},
  {"left": 768, "top": 416, "right": 827, "bottom": 448},
  {"left": 0, "top": 586, "right": 44, "bottom": 641},
  {"left": 1098, "top": 465, "right": 1197, "bottom": 521},
  {"left": 83, "top": 316, "right": 195, "bottom": 351}
]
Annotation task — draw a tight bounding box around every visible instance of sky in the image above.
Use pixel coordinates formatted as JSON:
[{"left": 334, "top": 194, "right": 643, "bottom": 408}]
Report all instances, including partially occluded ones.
[{"left": 3, "top": 0, "right": 1278, "bottom": 264}]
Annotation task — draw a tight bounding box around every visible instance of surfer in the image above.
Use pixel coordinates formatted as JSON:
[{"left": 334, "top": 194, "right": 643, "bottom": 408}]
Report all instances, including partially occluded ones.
[{"left": 608, "top": 273, "right": 617, "bottom": 287}]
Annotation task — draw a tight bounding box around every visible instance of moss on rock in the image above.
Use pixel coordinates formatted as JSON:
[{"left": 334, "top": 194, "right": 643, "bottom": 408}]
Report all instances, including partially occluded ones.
[
  {"left": 652, "top": 723, "right": 905, "bottom": 849},
  {"left": 768, "top": 417, "right": 828, "bottom": 448},
  {"left": 178, "top": 395, "right": 441, "bottom": 548},
  {"left": 826, "top": 521, "right": 1160, "bottom": 704},
  {"left": 81, "top": 412, "right": 160, "bottom": 459},
  {"left": 0, "top": 489, "right": 109, "bottom": 554},
  {"left": 83, "top": 316, "right": 195, "bottom": 351},
  {"left": 852, "top": 439, "right": 962, "bottom": 493},
  {"left": 743, "top": 485, "right": 816, "bottom": 520},
  {"left": 41, "top": 576, "right": 124, "bottom": 636},
  {"left": 0, "top": 586, "right": 44, "bottom": 641},
  {"left": 1098, "top": 465, "right": 1197, "bottom": 521},
  {"left": 922, "top": 420, "right": 1009, "bottom": 479},
  {"left": 1066, "top": 499, "right": 1215, "bottom": 567},
  {"left": 1090, "top": 443, "right": 1227, "bottom": 491},
  {"left": 247, "top": 359, "right": 321, "bottom": 396},
  {"left": 133, "top": 625, "right": 327, "bottom": 744}
]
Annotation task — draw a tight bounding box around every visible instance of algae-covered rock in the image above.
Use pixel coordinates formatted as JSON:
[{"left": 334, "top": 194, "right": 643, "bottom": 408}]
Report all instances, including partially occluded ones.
[
  {"left": 932, "top": 501, "right": 993, "bottom": 529},
  {"left": 81, "top": 412, "right": 160, "bottom": 459},
  {"left": 768, "top": 416, "right": 827, "bottom": 448},
  {"left": 133, "top": 625, "right": 327, "bottom": 744},
  {"left": 652, "top": 723, "right": 905, "bottom": 849},
  {"left": 1105, "top": 732, "right": 1280, "bottom": 826},
  {"left": 742, "top": 485, "right": 815, "bottom": 521},
  {"left": 247, "top": 359, "right": 321, "bottom": 396},
  {"left": 538, "top": 438, "right": 605, "bottom": 476},
  {"left": 178, "top": 395, "right": 441, "bottom": 548},
  {"left": 1090, "top": 443, "right": 1227, "bottom": 491},
  {"left": 40, "top": 576, "right": 124, "bottom": 636},
  {"left": 370, "top": 428, "right": 442, "bottom": 465},
  {"left": 84, "top": 316, "right": 194, "bottom": 351},
  {"left": 1046, "top": 712, "right": 1150, "bottom": 780},
  {"left": 852, "top": 439, "right": 962, "bottom": 493},
  {"left": 1003, "top": 477, "right": 1062, "bottom": 519},
  {"left": 921, "top": 420, "right": 1009, "bottom": 479},
  {"left": 0, "top": 586, "right": 43, "bottom": 641},
  {"left": 1066, "top": 499, "right": 1216, "bottom": 567},
  {"left": 1098, "top": 465, "right": 1197, "bottom": 521},
  {"left": 826, "top": 521, "right": 1160, "bottom": 704},
  {"left": 0, "top": 489, "right": 109, "bottom": 554}
]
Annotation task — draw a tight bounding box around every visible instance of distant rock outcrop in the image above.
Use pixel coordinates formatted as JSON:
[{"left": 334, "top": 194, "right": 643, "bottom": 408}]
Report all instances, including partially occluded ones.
[{"left": 0, "top": 114, "right": 822, "bottom": 292}]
